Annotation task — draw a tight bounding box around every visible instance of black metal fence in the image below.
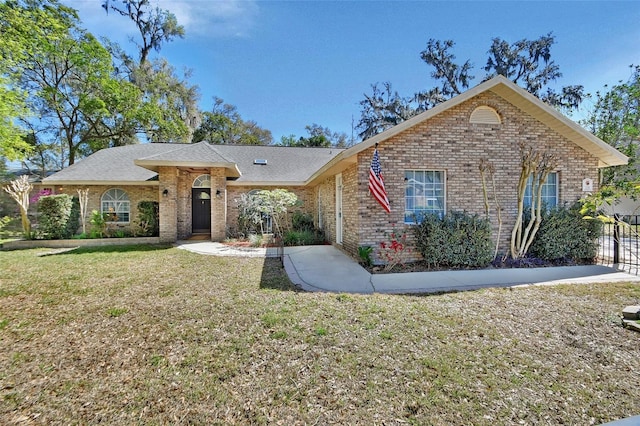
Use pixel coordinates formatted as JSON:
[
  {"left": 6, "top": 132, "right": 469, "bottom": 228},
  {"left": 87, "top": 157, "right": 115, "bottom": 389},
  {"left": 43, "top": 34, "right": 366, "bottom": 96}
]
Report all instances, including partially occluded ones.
[
  {"left": 599, "top": 214, "right": 640, "bottom": 274},
  {"left": 265, "top": 233, "right": 284, "bottom": 266}
]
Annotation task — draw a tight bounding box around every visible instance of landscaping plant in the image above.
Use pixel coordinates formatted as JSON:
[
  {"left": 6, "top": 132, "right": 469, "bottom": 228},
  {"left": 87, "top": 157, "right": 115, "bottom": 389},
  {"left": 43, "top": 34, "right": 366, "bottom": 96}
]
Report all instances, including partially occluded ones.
[
  {"left": 3, "top": 175, "right": 32, "bottom": 238},
  {"left": 37, "top": 194, "right": 79, "bottom": 239},
  {"left": 529, "top": 203, "right": 602, "bottom": 262},
  {"left": 378, "top": 227, "right": 410, "bottom": 271},
  {"left": 414, "top": 211, "right": 493, "bottom": 269}
]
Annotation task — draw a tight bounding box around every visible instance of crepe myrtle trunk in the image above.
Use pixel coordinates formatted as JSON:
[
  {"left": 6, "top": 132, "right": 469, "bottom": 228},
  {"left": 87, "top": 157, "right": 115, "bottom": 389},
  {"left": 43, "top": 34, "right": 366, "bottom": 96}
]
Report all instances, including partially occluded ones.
[
  {"left": 510, "top": 144, "right": 557, "bottom": 259},
  {"left": 4, "top": 175, "right": 33, "bottom": 238}
]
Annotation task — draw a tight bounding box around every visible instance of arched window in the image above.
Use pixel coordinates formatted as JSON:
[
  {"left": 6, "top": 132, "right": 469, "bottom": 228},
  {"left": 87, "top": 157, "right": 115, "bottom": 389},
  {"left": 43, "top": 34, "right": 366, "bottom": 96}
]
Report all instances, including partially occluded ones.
[
  {"left": 470, "top": 105, "right": 501, "bottom": 125},
  {"left": 193, "top": 174, "right": 211, "bottom": 188},
  {"left": 101, "top": 188, "right": 130, "bottom": 223}
]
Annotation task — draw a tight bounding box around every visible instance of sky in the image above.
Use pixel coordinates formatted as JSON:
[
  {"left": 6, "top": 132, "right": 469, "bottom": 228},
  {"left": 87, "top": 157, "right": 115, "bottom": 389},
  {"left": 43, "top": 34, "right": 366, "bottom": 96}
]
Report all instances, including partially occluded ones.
[{"left": 63, "top": 0, "right": 640, "bottom": 143}]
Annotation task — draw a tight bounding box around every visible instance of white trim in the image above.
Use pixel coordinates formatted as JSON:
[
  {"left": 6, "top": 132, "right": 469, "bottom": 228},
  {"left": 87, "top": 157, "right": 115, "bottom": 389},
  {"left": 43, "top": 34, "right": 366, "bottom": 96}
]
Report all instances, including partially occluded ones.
[
  {"left": 335, "top": 173, "right": 343, "bottom": 245},
  {"left": 404, "top": 169, "right": 446, "bottom": 224}
]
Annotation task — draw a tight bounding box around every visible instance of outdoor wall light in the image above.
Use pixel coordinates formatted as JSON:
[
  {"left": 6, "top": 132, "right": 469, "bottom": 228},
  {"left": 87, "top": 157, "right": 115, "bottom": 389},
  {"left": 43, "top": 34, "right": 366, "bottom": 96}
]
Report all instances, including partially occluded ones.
[
  {"left": 215, "top": 189, "right": 222, "bottom": 198},
  {"left": 162, "top": 188, "right": 169, "bottom": 197}
]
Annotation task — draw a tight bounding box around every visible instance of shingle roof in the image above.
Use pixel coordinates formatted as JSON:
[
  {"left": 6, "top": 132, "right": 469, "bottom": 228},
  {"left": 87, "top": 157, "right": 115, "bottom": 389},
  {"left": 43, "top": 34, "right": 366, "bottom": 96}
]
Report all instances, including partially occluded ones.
[
  {"left": 43, "top": 144, "right": 174, "bottom": 184},
  {"left": 44, "top": 142, "right": 344, "bottom": 185},
  {"left": 214, "top": 145, "right": 343, "bottom": 183}
]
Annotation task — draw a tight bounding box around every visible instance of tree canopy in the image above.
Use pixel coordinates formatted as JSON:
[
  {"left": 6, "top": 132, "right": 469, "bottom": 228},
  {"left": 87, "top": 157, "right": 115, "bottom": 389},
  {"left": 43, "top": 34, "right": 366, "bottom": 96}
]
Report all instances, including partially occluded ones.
[
  {"left": 278, "top": 124, "right": 350, "bottom": 148},
  {"left": 584, "top": 65, "right": 640, "bottom": 186},
  {"left": 0, "top": 0, "right": 153, "bottom": 166},
  {"left": 103, "top": 0, "right": 200, "bottom": 143},
  {"left": 192, "top": 97, "right": 272, "bottom": 145}
]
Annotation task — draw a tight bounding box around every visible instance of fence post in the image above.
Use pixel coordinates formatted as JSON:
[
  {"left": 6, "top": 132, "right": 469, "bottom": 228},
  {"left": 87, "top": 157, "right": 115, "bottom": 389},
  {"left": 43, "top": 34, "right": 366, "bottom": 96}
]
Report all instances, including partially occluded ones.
[{"left": 613, "top": 214, "right": 620, "bottom": 264}]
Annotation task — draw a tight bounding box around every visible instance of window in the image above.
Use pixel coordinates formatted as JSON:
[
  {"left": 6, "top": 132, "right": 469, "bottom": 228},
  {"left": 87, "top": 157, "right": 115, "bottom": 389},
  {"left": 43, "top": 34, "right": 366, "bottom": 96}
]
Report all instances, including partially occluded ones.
[
  {"left": 524, "top": 172, "right": 558, "bottom": 208},
  {"left": 101, "top": 188, "right": 130, "bottom": 223},
  {"left": 405, "top": 170, "right": 445, "bottom": 223},
  {"left": 193, "top": 174, "right": 211, "bottom": 188}
]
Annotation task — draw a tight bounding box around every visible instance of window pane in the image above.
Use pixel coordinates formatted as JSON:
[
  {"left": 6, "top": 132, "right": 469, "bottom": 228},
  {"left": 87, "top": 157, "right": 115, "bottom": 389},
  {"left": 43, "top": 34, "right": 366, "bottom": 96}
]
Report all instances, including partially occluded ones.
[
  {"left": 524, "top": 172, "right": 557, "bottom": 209},
  {"left": 405, "top": 170, "right": 445, "bottom": 223},
  {"left": 101, "top": 189, "right": 130, "bottom": 223}
]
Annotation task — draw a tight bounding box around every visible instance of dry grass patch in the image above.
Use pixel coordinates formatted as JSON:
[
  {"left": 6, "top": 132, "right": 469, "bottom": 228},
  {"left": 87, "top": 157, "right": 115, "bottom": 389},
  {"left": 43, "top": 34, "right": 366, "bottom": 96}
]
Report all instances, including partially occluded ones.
[{"left": 1, "top": 245, "right": 639, "bottom": 425}]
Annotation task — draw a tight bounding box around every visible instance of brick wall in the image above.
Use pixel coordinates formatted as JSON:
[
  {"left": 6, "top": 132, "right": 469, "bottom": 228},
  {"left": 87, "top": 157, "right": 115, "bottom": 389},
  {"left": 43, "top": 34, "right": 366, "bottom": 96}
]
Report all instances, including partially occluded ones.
[
  {"left": 51, "top": 184, "right": 158, "bottom": 235},
  {"left": 353, "top": 92, "right": 600, "bottom": 261}
]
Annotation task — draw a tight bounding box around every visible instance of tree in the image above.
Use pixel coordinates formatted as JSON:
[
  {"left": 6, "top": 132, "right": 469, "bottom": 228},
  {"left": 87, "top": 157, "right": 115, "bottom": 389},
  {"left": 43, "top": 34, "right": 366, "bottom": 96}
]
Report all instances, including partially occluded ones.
[
  {"left": 358, "top": 34, "right": 584, "bottom": 139},
  {"left": 584, "top": 65, "right": 640, "bottom": 186},
  {"left": 102, "top": 0, "right": 184, "bottom": 65},
  {"left": 510, "top": 144, "right": 557, "bottom": 259},
  {"left": 415, "top": 39, "right": 474, "bottom": 111},
  {"left": 3, "top": 175, "right": 32, "bottom": 238},
  {"left": 1, "top": 0, "right": 152, "bottom": 166},
  {"left": 102, "top": 0, "right": 199, "bottom": 143},
  {"left": 276, "top": 124, "right": 349, "bottom": 148},
  {"left": 484, "top": 34, "right": 584, "bottom": 111},
  {"left": 358, "top": 82, "right": 416, "bottom": 140},
  {"left": 0, "top": 79, "right": 31, "bottom": 161},
  {"left": 192, "top": 97, "right": 272, "bottom": 145}
]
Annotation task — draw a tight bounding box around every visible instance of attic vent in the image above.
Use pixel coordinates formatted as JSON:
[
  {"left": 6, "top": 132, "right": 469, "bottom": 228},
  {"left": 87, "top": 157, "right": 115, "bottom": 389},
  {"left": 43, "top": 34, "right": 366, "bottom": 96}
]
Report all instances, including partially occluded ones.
[
  {"left": 470, "top": 106, "right": 501, "bottom": 125},
  {"left": 253, "top": 159, "right": 268, "bottom": 165}
]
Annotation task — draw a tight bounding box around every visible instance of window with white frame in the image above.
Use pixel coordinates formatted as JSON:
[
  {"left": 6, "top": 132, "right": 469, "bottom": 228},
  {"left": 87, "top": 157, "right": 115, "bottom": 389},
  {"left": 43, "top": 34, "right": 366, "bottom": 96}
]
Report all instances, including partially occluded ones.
[
  {"left": 101, "top": 188, "right": 130, "bottom": 223},
  {"left": 405, "top": 170, "right": 445, "bottom": 223},
  {"left": 524, "top": 172, "right": 558, "bottom": 208}
]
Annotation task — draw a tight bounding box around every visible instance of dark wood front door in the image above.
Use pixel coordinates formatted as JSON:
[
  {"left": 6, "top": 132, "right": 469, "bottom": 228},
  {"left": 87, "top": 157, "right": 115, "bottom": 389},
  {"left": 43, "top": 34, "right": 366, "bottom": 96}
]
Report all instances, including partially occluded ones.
[{"left": 192, "top": 188, "right": 211, "bottom": 233}]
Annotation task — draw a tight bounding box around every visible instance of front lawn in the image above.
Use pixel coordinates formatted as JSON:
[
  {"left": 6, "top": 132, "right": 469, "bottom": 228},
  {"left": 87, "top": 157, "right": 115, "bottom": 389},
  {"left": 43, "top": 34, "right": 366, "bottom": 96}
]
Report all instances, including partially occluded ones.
[{"left": 1, "top": 246, "right": 639, "bottom": 424}]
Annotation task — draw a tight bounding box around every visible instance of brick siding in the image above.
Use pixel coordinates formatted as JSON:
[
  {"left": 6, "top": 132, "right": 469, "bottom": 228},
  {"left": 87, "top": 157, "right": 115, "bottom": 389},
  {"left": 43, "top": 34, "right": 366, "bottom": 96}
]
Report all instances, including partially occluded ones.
[
  {"left": 349, "top": 92, "right": 600, "bottom": 262},
  {"left": 48, "top": 184, "right": 158, "bottom": 236}
]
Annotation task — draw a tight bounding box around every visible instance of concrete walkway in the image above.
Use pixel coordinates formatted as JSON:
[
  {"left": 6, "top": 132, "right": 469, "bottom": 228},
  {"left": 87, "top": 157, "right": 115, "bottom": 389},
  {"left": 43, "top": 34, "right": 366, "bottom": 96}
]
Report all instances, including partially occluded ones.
[{"left": 177, "top": 241, "right": 640, "bottom": 294}]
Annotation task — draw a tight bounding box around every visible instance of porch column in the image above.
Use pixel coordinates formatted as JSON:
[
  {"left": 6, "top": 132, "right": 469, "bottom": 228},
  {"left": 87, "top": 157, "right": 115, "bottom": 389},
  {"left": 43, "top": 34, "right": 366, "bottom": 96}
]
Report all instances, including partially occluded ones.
[
  {"left": 158, "top": 166, "right": 178, "bottom": 243},
  {"left": 210, "top": 168, "right": 227, "bottom": 241}
]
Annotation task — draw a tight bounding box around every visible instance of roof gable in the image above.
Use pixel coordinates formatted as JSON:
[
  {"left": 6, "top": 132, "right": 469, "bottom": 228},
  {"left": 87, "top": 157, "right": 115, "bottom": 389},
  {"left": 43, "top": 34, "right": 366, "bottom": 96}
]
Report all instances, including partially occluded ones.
[{"left": 308, "top": 76, "right": 627, "bottom": 183}]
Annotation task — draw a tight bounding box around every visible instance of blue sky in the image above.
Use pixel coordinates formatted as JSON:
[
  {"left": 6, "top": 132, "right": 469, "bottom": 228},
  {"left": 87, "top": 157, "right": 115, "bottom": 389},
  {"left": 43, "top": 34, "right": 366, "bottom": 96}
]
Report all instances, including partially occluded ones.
[{"left": 66, "top": 0, "right": 639, "bottom": 143}]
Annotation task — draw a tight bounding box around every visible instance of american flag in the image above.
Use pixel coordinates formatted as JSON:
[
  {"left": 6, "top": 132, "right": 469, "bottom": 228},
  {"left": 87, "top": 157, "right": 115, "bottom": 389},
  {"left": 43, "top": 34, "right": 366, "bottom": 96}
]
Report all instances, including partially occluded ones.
[{"left": 369, "top": 148, "right": 391, "bottom": 213}]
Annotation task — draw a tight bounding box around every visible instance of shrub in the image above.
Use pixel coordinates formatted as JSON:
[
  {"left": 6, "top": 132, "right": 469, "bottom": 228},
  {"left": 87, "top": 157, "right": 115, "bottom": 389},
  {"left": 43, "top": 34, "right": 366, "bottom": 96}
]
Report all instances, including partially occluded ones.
[
  {"left": 66, "top": 196, "right": 80, "bottom": 238},
  {"left": 529, "top": 203, "right": 602, "bottom": 262},
  {"left": 292, "top": 211, "right": 314, "bottom": 232},
  {"left": 136, "top": 201, "right": 159, "bottom": 236},
  {"left": 90, "top": 210, "right": 106, "bottom": 238},
  {"left": 414, "top": 211, "right": 493, "bottom": 269},
  {"left": 283, "top": 229, "right": 324, "bottom": 246},
  {"left": 37, "top": 194, "right": 78, "bottom": 239}
]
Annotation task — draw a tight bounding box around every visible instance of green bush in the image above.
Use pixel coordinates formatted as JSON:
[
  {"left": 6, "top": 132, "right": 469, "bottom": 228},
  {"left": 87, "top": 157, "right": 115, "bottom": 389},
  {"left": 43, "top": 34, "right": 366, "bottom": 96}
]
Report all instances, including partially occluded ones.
[
  {"left": 283, "top": 229, "right": 325, "bottom": 246},
  {"left": 66, "top": 196, "right": 80, "bottom": 238},
  {"left": 136, "top": 201, "right": 159, "bottom": 236},
  {"left": 292, "top": 211, "right": 314, "bottom": 231},
  {"left": 37, "top": 194, "right": 78, "bottom": 239},
  {"left": 529, "top": 203, "right": 602, "bottom": 262},
  {"left": 414, "top": 211, "right": 494, "bottom": 269}
]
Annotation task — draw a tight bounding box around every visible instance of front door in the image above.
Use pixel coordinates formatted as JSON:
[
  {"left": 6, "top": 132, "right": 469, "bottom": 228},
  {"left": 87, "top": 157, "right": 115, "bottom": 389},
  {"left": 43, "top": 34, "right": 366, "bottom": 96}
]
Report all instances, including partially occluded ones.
[{"left": 192, "top": 188, "right": 211, "bottom": 233}]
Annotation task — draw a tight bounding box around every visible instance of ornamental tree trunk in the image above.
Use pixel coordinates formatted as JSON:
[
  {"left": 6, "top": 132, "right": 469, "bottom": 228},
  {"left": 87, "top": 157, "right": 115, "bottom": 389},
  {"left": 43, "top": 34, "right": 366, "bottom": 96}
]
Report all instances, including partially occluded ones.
[{"left": 4, "top": 175, "right": 33, "bottom": 238}]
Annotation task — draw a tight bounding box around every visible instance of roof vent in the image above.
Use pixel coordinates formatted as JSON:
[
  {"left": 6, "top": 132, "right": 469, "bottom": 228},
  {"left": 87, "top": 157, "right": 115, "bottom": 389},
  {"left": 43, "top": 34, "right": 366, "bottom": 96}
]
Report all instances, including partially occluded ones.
[
  {"left": 253, "top": 159, "right": 268, "bottom": 165},
  {"left": 470, "top": 106, "right": 501, "bottom": 125}
]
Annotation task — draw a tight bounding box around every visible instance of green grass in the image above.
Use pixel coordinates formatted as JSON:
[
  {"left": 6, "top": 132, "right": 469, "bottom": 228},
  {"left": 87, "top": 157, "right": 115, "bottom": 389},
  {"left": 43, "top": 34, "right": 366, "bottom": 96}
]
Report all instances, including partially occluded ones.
[{"left": 1, "top": 245, "right": 640, "bottom": 424}]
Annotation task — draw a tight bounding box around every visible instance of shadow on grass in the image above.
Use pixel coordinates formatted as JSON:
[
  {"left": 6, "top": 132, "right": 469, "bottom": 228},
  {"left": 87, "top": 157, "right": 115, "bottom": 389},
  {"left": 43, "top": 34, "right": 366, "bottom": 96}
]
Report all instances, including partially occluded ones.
[
  {"left": 41, "top": 244, "right": 173, "bottom": 256},
  {"left": 259, "top": 257, "right": 303, "bottom": 292}
]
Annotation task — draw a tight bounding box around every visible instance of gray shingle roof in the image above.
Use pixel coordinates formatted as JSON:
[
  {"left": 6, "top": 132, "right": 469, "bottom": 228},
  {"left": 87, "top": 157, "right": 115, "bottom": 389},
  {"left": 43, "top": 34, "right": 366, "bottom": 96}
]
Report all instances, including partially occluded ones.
[
  {"left": 43, "top": 144, "right": 175, "bottom": 184},
  {"left": 44, "top": 142, "right": 344, "bottom": 185}
]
